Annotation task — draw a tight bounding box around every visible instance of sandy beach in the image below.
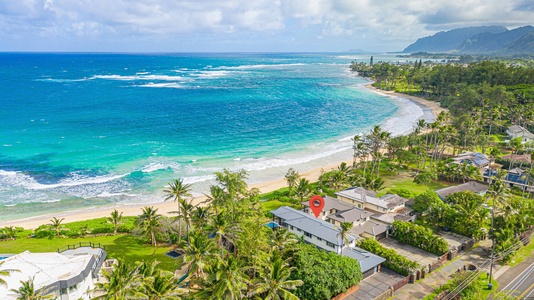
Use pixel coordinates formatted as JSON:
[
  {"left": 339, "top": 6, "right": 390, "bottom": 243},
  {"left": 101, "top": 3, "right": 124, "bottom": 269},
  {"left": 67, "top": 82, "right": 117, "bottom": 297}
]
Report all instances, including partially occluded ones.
[{"left": 1, "top": 87, "right": 446, "bottom": 230}]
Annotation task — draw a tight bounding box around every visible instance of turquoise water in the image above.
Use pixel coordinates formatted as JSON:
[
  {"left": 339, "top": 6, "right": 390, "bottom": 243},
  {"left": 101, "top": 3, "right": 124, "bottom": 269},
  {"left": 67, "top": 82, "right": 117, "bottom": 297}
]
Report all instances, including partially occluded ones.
[{"left": 0, "top": 53, "right": 423, "bottom": 220}]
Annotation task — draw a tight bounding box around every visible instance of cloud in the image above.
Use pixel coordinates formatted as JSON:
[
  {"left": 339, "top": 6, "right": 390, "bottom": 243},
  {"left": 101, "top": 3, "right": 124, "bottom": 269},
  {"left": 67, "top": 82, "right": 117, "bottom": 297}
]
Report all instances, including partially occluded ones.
[{"left": 0, "top": 0, "right": 532, "bottom": 51}]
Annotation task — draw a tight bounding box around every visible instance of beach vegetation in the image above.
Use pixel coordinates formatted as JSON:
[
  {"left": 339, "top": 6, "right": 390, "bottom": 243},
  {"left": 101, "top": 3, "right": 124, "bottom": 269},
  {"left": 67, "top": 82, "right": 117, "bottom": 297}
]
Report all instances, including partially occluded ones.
[
  {"left": 163, "top": 178, "right": 192, "bottom": 244},
  {"left": 48, "top": 217, "right": 66, "bottom": 237},
  {"left": 137, "top": 206, "right": 164, "bottom": 255},
  {"left": 285, "top": 168, "right": 301, "bottom": 196},
  {"left": 107, "top": 209, "right": 123, "bottom": 235}
]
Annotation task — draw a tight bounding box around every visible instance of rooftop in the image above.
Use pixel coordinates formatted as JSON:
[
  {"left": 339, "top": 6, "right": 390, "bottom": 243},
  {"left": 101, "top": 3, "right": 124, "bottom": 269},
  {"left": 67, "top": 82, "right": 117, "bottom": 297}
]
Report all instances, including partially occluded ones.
[
  {"left": 435, "top": 181, "right": 488, "bottom": 199},
  {"left": 342, "top": 247, "right": 386, "bottom": 273},
  {"left": 302, "top": 196, "right": 374, "bottom": 223},
  {"left": 351, "top": 220, "right": 388, "bottom": 237},
  {"left": 336, "top": 187, "right": 408, "bottom": 209},
  {"left": 452, "top": 152, "right": 489, "bottom": 168},
  {"left": 0, "top": 250, "right": 96, "bottom": 299},
  {"left": 271, "top": 206, "right": 358, "bottom": 245},
  {"left": 501, "top": 153, "right": 532, "bottom": 164}
]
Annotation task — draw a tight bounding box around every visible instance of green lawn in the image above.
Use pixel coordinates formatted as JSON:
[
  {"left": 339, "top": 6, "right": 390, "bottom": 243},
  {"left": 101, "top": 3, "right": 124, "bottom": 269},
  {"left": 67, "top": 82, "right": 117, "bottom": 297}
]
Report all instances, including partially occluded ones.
[
  {"left": 509, "top": 238, "right": 534, "bottom": 267},
  {"left": 261, "top": 200, "right": 300, "bottom": 212},
  {"left": 378, "top": 174, "right": 453, "bottom": 197},
  {"left": 0, "top": 234, "right": 178, "bottom": 272}
]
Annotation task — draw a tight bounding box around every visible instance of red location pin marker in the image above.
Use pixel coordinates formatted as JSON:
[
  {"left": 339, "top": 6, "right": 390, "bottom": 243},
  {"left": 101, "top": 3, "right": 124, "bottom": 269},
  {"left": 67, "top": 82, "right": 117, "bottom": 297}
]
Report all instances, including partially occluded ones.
[{"left": 309, "top": 195, "right": 325, "bottom": 218}]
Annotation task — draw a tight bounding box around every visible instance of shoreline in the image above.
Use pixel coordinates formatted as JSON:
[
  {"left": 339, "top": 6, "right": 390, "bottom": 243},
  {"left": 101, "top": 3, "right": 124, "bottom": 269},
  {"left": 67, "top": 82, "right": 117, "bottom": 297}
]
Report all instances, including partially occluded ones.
[{"left": 1, "top": 87, "right": 447, "bottom": 230}]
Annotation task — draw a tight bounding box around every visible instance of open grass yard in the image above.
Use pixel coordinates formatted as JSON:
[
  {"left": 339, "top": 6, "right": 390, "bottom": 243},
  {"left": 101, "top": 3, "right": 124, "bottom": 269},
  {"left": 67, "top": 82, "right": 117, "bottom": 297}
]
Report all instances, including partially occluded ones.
[
  {"left": 378, "top": 173, "right": 453, "bottom": 197},
  {"left": 0, "top": 234, "right": 178, "bottom": 272}
]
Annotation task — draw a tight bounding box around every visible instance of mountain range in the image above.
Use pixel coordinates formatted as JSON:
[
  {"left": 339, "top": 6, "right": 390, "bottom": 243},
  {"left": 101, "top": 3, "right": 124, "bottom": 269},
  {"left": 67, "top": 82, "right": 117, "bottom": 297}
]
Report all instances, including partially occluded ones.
[{"left": 403, "top": 25, "right": 534, "bottom": 55}]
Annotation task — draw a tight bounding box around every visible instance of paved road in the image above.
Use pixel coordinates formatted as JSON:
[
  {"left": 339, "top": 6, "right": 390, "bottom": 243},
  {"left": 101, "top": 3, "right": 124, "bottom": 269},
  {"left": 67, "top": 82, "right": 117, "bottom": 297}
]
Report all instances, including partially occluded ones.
[{"left": 495, "top": 258, "right": 534, "bottom": 299}]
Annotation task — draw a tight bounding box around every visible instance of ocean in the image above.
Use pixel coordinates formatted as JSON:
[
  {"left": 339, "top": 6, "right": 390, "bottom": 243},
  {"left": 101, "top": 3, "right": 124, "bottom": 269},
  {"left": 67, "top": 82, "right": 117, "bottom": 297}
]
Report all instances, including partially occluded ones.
[{"left": 0, "top": 53, "right": 427, "bottom": 220}]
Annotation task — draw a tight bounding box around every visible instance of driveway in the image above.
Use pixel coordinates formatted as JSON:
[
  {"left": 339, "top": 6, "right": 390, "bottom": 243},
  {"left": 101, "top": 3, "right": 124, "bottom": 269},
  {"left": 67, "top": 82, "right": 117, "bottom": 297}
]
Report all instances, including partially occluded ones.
[
  {"left": 346, "top": 268, "right": 406, "bottom": 300},
  {"left": 379, "top": 238, "right": 439, "bottom": 267}
]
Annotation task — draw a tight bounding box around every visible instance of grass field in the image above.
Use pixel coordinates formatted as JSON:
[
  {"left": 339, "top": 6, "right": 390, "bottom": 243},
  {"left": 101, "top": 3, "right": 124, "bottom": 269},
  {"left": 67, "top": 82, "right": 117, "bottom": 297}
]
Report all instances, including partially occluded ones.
[
  {"left": 378, "top": 174, "right": 453, "bottom": 197},
  {"left": 0, "top": 234, "right": 178, "bottom": 271}
]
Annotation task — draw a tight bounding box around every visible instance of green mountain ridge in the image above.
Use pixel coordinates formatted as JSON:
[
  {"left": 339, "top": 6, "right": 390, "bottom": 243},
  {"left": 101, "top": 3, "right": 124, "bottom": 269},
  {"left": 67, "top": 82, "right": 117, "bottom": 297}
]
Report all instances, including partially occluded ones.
[{"left": 403, "top": 25, "right": 534, "bottom": 55}]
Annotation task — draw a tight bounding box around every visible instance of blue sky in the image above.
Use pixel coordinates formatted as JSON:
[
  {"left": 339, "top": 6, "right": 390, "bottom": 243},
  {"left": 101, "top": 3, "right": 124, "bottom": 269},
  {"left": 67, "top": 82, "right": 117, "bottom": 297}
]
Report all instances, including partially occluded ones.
[{"left": 0, "top": 0, "right": 532, "bottom": 52}]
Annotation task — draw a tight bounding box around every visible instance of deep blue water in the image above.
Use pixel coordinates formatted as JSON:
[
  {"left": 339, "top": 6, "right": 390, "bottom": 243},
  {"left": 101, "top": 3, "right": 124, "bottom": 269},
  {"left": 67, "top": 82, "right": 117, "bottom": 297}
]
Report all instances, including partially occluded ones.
[{"left": 0, "top": 53, "right": 421, "bottom": 220}]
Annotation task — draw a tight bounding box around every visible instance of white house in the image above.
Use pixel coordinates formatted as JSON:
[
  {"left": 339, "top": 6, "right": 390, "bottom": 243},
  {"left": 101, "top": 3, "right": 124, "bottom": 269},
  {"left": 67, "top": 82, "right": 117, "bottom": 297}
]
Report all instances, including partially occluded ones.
[
  {"left": 0, "top": 247, "right": 106, "bottom": 300},
  {"left": 507, "top": 125, "right": 534, "bottom": 143}
]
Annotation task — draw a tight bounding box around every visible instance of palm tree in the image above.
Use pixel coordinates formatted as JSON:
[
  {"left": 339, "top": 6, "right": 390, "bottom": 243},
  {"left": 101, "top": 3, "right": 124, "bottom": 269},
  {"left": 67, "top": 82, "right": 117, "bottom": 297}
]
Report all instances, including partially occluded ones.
[
  {"left": 139, "top": 206, "right": 163, "bottom": 255},
  {"left": 48, "top": 217, "right": 65, "bottom": 236},
  {"left": 2, "top": 225, "right": 17, "bottom": 239},
  {"left": 193, "top": 255, "right": 250, "bottom": 300},
  {"left": 191, "top": 206, "right": 211, "bottom": 232},
  {"left": 93, "top": 260, "right": 140, "bottom": 299},
  {"left": 178, "top": 231, "right": 217, "bottom": 283},
  {"left": 9, "top": 276, "right": 54, "bottom": 300},
  {"left": 178, "top": 198, "right": 195, "bottom": 243},
  {"left": 248, "top": 257, "right": 303, "bottom": 300},
  {"left": 0, "top": 261, "right": 19, "bottom": 287},
  {"left": 138, "top": 271, "right": 183, "bottom": 300},
  {"left": 337, "top": 222, "right": 353, "bottom": 256},
  {"left": 163, "top": 179, "right": 192, "bottom": 243},
  {"left": 107, "top": 209, "right": 123, "bottom": 235},
  {"left": 294, "top": 178, "right": 311, "bottom": 202},
  {"left": 284, "top": 168, "right": 300, "bottom": 196},
  {"left": 209, "top": 213, "right": 240, "bottom": 255}
]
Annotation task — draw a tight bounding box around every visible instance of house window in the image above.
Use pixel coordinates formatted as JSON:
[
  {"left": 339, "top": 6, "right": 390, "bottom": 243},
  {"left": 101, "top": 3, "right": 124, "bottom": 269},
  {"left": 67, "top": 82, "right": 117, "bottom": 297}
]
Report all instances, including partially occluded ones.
[
  {"left": 383, "top": 208, "right": 386, "bottom": 212},
  {"left": 297, "top": 228, "right": 302, "bottom": 232},
  {"left": 358, "top": 204, "right": 361, "bottom": 208},
  {"left": 326, "top": 241, "right": 336, "bottom": 248},
  {"left": 317, "top": 237, "right": 323, "bottom": 241},
  {"left": 290, "top": 226, "right": 294, "bottom": 230},
  {"left": 304, "top": 232, "right": 312, "bottom": 238}
]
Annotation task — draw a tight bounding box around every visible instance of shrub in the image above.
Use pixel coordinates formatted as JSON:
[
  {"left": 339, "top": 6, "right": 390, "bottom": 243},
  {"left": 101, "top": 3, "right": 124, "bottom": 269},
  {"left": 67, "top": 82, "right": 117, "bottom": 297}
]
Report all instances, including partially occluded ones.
[
  {"left": 391, "top": 220, "right": 449, "bottom": 255},
  {"left": 387, "top": 188, "right": 415, "bottom": 199},
  {"left": 357, "top": 238, "right": 419, "bottom": 276}
]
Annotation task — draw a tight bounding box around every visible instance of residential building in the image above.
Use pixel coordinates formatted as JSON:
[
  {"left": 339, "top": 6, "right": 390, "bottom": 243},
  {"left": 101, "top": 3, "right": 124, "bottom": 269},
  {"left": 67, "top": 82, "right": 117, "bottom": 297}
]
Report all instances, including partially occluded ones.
[
  {"left": 435, "top": 181, "right": 488, "bottom": 200},
  {"left": 301, "top": 196, "right": 373, "bottom": 226},
  {"left": 501, "top": 153, "right": 532, "bottom": 164},
  {"left": 270, "top": 206, "right": 385, "bottom": 278},
  {"left": 451, "top": 152, "right": 490, "bottom": 168},
  {"left": 335, "top": 187, "right": 408, "bottom": 213},
  {"left": 0, "top": 247, "right": 106, "bottom": 300},
  {"left": 507, "top": 125, "right": 534, "bottom": 143},
  {"left": 271, "top": 206, "right": 357, "bottom": 254}
]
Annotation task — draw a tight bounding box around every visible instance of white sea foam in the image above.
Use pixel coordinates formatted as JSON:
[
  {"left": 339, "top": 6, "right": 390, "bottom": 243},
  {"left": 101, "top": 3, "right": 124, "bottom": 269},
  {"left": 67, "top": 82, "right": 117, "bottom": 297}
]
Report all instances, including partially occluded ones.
[
  {"left": 96, "top": 191, "right": 137, "bottom": 198},
  {"left": 39, "top": 199, "right": 61, "bottom": 203},
  {"left": 0, "top": 170, "right": 127, "bottom": 190},
  {"left": 217, "top": 63, "right": 306, "bottom": 70},
  {"left": 135, "top": 83, "right": 184, "bottom": 89},
  {"left": 92, "top": 74, "right": 189, "bottom": 81},
  {"left": 141, "top": 162, "right": 182, "bottom": 173}
]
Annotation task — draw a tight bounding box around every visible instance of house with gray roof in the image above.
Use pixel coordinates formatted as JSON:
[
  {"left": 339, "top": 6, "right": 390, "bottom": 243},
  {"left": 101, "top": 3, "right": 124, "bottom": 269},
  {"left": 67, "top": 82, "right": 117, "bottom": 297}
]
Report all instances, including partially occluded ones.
[
  {"left": 435, "top": 181, "right": 488, "bottom": 200},
  {"left": 507, "top": 125, "right": 534, "bottom": 142},
  {"left": 351, "top": 220, "right": 389, "bottom": 240},
  {"left": 270, "top": 206, "right": 385, "bottom": 278},
  {"left": 301, "top": 196, "right": 373, "bottom": 227},
  {"left": 342, "top": 247, "right": 386, "bottom": 278},
  {"left": 271, "top": 206, "right": 357, "bottom": 254}
]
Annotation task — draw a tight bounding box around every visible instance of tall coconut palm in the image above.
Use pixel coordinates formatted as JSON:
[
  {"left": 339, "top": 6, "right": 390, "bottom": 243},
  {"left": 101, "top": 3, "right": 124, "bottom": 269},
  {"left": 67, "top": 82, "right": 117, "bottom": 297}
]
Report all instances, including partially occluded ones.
[
  {"left": 178, "top": 198, "right": 196, "bottom": 243},
  {"left": 191, "top": 206, "right": 211, "bottom": 232},
  {"left": 93, "top": 260, "right": 140, "bottom": 299},
  {"left": 178, "top": 231, "right": 217, "bottom": 283},
  {"left": 284, "top": 168, "right": 300, "bottom": 196},
  {"left": 48, "top": 217, "right": 65, "bottom": 236},
  {"left": 138, "top": 271, "right": 183, "bottom": 300},
  {"left": 193, "top": 255, "right": 250, "bottom": 300},
  {"left": 9, "top": 276, "right": 54, "bottom": 300},
  {"left": 163, "top": 179, "right": 192, "bottom": 243},
  {"left": 337, "top": 222, "right": 353, "bottom": 256},
  {"left": 107, "top": 209, "right": 123, "bottom": 235},
  {"left": 139, "top": 206, "right": 163, "bottom": 255},
  {"left": 294, "top": 178, "right": 311, "bottom": 202},
  {"left": 248, "top": 257, "right": 303, "bottom": 300}
]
